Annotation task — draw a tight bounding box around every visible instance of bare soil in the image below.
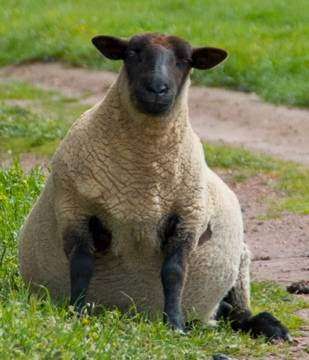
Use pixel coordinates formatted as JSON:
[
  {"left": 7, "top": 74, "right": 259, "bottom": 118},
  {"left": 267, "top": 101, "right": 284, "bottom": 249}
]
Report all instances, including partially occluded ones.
[
  {"left": 1, "top": 62, "right": 309, "bottom": 165},
  {"left": 0, "top": 62, "right": 308, "bottom": 357},
  {"left": 214, "top": 172, "right": 308, "bottom": 287}
]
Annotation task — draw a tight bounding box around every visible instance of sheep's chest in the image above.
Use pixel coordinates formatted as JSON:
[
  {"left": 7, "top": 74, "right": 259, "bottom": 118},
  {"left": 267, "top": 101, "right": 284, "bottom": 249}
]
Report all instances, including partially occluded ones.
[
  {"left": 85, "top": 179, "right": 175, "bottom": 312},
  {"left": 74, "top": 147, "right": 209, "bottom": 312},
  {"left": 96, "top": 181, "right": 176, "bottom": 258},
  {"left": 76, "top": 154, "right": 201, "bottom": 257}
]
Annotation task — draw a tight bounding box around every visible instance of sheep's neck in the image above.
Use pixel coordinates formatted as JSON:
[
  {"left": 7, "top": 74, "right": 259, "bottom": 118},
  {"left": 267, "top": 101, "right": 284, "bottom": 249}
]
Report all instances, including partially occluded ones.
[{"left": 96, "top": 69, "right": 191, "bottom": 167}]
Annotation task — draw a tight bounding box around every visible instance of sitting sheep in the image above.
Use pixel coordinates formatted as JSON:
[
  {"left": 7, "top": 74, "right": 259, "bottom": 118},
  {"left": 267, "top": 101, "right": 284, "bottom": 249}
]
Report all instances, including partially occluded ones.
[{"left": 19, "top": 33, "right": 290, "bottom": 341}]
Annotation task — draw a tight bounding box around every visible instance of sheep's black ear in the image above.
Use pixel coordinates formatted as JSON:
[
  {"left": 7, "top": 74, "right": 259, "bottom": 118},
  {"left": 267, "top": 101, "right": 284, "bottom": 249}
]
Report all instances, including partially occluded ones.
[
  {"left": 92, "top": 35, "right": 128, "bottom": 60},
  {"left": 191, "top": 47, "right": 228, "bottom": 70}
]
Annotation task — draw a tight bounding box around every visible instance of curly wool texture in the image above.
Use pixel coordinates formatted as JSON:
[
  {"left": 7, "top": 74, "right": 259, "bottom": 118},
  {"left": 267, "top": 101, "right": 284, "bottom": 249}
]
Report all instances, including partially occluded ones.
[{"left": 19, "top": 68, "right": 248, "bottom": 321}]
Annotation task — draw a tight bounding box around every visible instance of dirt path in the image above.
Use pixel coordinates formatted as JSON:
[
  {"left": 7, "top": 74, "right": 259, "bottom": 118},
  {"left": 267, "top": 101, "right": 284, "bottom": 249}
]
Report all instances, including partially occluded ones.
[
  {"left": 226, "top": 173, "right": 309, "bottom": 285},
  {"left": 1, "top": 62, "right": 309, "bottom": 165}
]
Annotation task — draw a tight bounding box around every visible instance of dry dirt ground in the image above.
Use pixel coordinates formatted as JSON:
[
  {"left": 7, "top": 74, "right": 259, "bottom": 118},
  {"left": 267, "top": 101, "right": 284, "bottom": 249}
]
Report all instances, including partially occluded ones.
[{"left": 1, "top": 62, "right": 308, "bottom": 357}]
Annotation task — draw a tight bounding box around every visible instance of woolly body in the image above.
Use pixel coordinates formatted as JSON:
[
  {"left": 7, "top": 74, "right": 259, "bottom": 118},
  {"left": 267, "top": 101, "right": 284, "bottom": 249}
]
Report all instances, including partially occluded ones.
[{"left": 19, "top": 68, "right": 248, "bottom": 322}]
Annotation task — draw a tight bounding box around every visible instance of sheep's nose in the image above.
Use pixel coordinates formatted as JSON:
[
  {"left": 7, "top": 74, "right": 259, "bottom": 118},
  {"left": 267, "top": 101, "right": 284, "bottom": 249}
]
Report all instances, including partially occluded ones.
[{"left": 145, "top": 80, "right": 169, "bottom": 95}]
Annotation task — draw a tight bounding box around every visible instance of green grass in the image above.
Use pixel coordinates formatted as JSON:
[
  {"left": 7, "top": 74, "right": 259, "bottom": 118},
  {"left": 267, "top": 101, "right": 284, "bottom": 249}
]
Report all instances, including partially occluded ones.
[
  {"left": 0, "top": 80, "right": 51, "bottom": 100},
  {"left": 204, "top": 143, "right": 309, "bottom": 215},
  {"left": 0, "top": 80, "right": 87, "bottom": 155},
  {"left": 0, "top": 0, "right": 308, "bottom": 106},
  {"left": 0, "top": 163, "right": 307, "bottom": 359},
  {"left": 0, "top": 104, "right": 66, "bottom": 145}
]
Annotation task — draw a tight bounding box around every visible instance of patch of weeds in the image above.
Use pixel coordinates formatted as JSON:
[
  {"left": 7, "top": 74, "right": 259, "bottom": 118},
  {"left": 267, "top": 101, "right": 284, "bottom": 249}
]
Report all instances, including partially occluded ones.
[
  {"left": 204, "top": 143, "right": 278, "bottom": 173},
  {"left": 0, "top": 162, "right": 44, "bottom": 294},
  {"left": 276, "top": 164, "right": 309, "bottom": 214},
  {"left": 0, "top": 80, "right": 52, "bottom": 100},
  {"left": 251, "top": 282, "right": 309, "bottom": 331},
  {"left": 204, "top": 143, "right": 309, "bottom": 215},
  {"left": 0, "top": 103, "right": 68, "bottom": 146},
  {"left": 0, "top": 81, "right": 87, "bottom": 156}
]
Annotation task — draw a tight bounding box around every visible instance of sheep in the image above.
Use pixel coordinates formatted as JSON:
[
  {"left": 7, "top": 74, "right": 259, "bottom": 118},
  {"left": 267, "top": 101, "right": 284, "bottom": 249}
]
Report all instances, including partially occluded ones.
[{"left": 19, "top": 33, "right": 290, "bottom": 341}]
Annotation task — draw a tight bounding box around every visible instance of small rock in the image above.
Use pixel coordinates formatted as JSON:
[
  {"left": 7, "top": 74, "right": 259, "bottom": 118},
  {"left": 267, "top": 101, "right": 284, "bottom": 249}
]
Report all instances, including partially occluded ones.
[
  {"left": 287, "top": 280, "right": 309, "bottom": 294},
  {"left": 253, "top": 255, "right": 271, "bottom": 261},
  {"left": 213, "top": 355, "right": 233, "bottom": 360}
]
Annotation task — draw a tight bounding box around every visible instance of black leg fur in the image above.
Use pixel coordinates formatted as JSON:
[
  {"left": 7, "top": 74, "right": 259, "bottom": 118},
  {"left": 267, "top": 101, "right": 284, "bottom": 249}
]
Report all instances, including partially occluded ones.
[
  {"left": 65, "top": 216, "right": 111, "bottom": 314},
  {"left": 89, "top": 216, "right": 111, "bottom": 253},
  {"left": 216, "top": 295, "right": 291, "bottom": 342},
  {"left": 239, "top": 312, "right": 291, "bottom": 341},
  {"left": 161, "top": 246, "right": 187, "bottom": 331},
  {"left": 161, "top": 214, "right": 194, "bottom": 332},
  {"left": 70, "top": 241, "right": 94, "bottom": 313}
]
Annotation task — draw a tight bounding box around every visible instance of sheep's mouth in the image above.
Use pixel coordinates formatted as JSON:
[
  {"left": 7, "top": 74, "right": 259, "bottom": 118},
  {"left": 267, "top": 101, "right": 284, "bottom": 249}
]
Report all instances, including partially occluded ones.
[
  {"left": 133, "top": 93, "right": 174, "bottom": 116},
  {"left": 138, "top": 99, "right": 173, "bottom": 115}
]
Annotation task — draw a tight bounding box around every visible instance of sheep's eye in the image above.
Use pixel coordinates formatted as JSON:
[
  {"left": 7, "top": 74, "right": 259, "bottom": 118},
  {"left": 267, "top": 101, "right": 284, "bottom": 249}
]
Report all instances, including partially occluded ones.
[
  {"left": 127, "top": 50, "right": 137, "bottom": 58},
  {"left": 127, "top": 49, "right": 142, "bottom": 63},
  {"left": 176, "top": 59, "right": 189, "bottom": 68}
]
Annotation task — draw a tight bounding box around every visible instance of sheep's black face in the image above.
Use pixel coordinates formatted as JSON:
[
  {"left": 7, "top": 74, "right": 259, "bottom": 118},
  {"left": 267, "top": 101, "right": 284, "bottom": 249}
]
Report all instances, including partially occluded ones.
[
  {"left": 92, "top": 33, "right": 228, "bottom": 116},
  {"left": 123, "top": 35, "right": 191, "bottom": 115}
]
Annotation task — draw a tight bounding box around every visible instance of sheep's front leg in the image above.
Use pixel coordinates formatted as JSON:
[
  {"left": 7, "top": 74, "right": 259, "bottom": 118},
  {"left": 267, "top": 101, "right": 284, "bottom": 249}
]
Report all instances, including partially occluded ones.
[
  {"left": 161, "top": 214, "right": 194, "bottom": 332},
  {"left": 65, "top": 216, "right": 111, "bottom": 314},
  {"left": 65, "top": 230, "right": 95, "bottom": 313},
  {"left": 70, "top": 240, "right": 94, "bottom": 313}
]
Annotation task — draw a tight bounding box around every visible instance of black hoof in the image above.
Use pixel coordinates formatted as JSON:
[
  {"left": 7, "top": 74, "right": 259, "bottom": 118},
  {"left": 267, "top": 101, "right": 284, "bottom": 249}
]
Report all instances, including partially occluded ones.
[
  {"left": 73, "top": 302, "right": 95, "bottom": 317},
  {"left": 168, "top": 320, "right": 186, "bottom": 334},
  {"left": 215, "top": 301, "right": 233, "bottom": 320},
  {"left": 244, "top": 312, "right": 291, "bottom": 342},
  {"left": 163, "top": 313, "right": 186, "bottom": 333}
]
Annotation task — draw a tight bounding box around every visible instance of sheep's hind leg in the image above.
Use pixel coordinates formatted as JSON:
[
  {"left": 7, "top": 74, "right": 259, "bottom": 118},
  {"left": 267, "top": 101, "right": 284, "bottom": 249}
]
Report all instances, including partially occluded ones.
[
  {"left": 161, "top": 214, "right": 194, "bottom": 332},
  {"left": 216, "top": 246, "right": 291, "bottom": 342}
]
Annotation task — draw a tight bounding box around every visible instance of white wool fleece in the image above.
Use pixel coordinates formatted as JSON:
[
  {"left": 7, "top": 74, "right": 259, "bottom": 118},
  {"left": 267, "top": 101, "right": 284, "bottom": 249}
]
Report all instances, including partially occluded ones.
[{"left": 19, "top": 67, "right": 249, "bottom": 321}]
